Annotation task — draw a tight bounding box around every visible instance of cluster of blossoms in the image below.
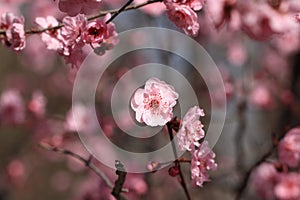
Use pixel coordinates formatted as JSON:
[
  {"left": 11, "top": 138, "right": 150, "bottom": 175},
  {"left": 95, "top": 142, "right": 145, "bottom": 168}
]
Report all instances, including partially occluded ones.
[
  {"left": 205, "top": 0, "right": 300, "bottom": 40},
  {"left": 35, "top": 13, "right": 118, "bottom": 68},
  {"left": 164, "top": 0, "right": 203, "bottom": 36},
  {"left": 0, "top": 12, "right": 25, "bottom": 51},
  {"left": 252, "top": 127, "right": 300, "bottom": 200},
  {"left": 131, "top": 77, "right": 217, "bottom": 187}
]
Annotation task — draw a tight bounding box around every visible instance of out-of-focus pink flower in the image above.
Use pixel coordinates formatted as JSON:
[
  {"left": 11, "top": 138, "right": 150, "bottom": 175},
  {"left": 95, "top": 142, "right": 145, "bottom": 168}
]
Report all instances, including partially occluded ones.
[
  {"left": 0, "top": 12, "right": 25, "bottom": 51},
  {"left": 28, "top": 91, "right": 47, "bottom": 118},
  {"left": 251, "top": 163, "right": 278, "bottom": 199},
  {"left": 191, "top": 141, "right": 217, "bottom": 187},
  {"left": 65, "top": 104, "right": 99, "bottom": 134},
  {"left": 35, "top": 16, "right": 64, "bottom": 51},
  {"left": 278, "top": 127, "right": 300, "bottom": 168},
  {"left": 58, "top": 0, "right": 102, "bottom": 16},
  {"left": 226, "top": 40, "right": 247, "bottom": 66},
  {"left": 131, "top": 77, "right": 179, "bottom": 127},
  {"left": 274, "top": 173, "right": 300, "bottom": 200},
  {"left": 205, "top": 0, "right": 241, "bottom": 30},
  {"left": 165, "top": 3, "right": 200, "bottom": 36},
  {"left": 296, "top": 13, "right": 300, "bottom": 23},
  {"left": 249, "top": 85, "right": 274, "bottom": 109},
  {"left": 177, "top": 106, "right": 205, "bottom": 151},
  {"left": 0, "top": 89, "right": 25, "bottom": 125}
]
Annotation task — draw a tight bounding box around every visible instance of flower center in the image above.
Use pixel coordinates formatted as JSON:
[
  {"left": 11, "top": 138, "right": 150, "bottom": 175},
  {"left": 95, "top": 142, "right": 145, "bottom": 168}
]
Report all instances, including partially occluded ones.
[{"left": 149, "top": 99, "right": 160, "bottom": 109}]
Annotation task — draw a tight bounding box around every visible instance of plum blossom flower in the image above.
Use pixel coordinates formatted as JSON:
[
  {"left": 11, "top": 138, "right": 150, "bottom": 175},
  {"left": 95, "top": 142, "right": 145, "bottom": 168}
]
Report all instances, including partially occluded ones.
[
  {"left": 251, "top": 163, "right": 278, "bottom": 199},
  {"left": 274, "top": 173, "right": 300, "bottom": 200},
  {"left": 58, "top": 0, "right": 102, "bottom": 16},
  {"left": 165, "top": 0, "right": 204, "bottom": 11},
  {"left": 191, "top": 141, "right": 217, "bottom": 187},
  {"left": 165, "top": 3, "right": 200, "bottom": 36},
  {"left": 82, "top": 14, "right": 117, "bottom": 44},
  {"left": 35, "top": 16, "right": 64, "bottom": 51},
  {"left": 131, "top": 78, "right": 179, "bottom": 127},
  {"left": 177, "top": 106, "right": 205, "bottom": 151},
  {"left": 278, "top": 127, "right": 300, "bottom": 168},
  {"left": 0, "top": 89, "right": 25, "bottom": 125},
  {"left": 296, "top": 13, "right": 300, "bottom": 23},
  {"left": 0, "top": 12, "right": 25, "bottom": 51}
]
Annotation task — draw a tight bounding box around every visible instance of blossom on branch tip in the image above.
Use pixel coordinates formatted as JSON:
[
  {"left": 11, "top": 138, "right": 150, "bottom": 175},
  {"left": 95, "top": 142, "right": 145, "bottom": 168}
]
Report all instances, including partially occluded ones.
[
  {"left": 0, "top": 12, "right": 25, "bottom": 51},
  {"left": 190, "top": 141, "right": 217, "bottom": 187},
  {"left": 274, "top": 173, "right": 300, "bottom": 200},
  {"left": 177, "top": 106, "right": 205, "bottom": 151},
  {"left": 131, "top": 78, "right": 179, "bottom": 127}
]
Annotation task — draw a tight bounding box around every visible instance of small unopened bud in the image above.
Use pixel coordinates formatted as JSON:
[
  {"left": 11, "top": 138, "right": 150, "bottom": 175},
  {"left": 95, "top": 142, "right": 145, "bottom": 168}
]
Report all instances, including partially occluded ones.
[{"left": 168, "top": 166, "right": 179, "bottom": 177}]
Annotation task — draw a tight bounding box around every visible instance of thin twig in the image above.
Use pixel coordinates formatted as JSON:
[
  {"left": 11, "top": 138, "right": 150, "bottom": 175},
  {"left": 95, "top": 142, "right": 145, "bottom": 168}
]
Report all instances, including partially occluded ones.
[
  {"left": 166, "top": 122, "right": 191, "bottom": 200},
  {"left": 105, "top": 0, "right": 134, "bottom": 24},
  {"left": 38, "top": 143, "right": 129, "bottom": 200},
  {"left": 0, "top": 0, "right": 163, "bottom": 35}
]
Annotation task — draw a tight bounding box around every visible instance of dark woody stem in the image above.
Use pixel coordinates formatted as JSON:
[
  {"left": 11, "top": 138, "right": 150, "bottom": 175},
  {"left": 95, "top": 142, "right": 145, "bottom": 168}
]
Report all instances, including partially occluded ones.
[
  {"left": 0, "top": 0, "right": 164, "bottom": 35},
  {"left": 166, "top": 122, "right": 192, "bottom": 200},
  {"left": 38, "top": 143, "right": 129, "bottom": 200}
]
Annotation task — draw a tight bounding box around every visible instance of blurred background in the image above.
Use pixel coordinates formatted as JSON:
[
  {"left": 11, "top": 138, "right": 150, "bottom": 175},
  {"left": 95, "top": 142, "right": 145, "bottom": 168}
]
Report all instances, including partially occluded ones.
[{"left": 0, "top": 0, "right": 300, "bottom": 200}]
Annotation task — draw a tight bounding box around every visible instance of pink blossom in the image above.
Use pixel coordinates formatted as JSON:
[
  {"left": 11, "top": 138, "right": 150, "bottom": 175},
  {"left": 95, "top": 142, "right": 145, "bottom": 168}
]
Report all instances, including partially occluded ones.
[
  {"left": 165, "top": 3, "right": 200, "bottom": 36},
  {"left": 278, "top": 127, "right": 300, "bottom": 168},
  {"left": 61, "top": 14, "right": 87, "bottom": 53},
  {"left": 82, "top": 15, "right": 117, "bottom": 44},
  {"left": 177, "top": 106, "right": 205, "bottom": 151},
  {"left": 0, "top": 12, "right": 25, "bottom": 51},
  {"left": 251, "top": 163, "right": 278, "bottom": 199},
  {"left": 28, "top": 91, "right": 47, "bottom": 118},
  {"left": 190, "top": 141, "right": 217, "bottom": 187},
  {"left": 274, "top": 173, "right": 300, "bottom": 200},
  {"left": 296, "top": 13, "right": 300, "bottom": 23},
  {"left": 65, "top": 104, "right": 99, "bottom": 134},
  {"left": 58, "top": 0, "right": 102, "bottom": 16},
  {"left": 131, "top": 78, "right": 179, "bottom": 127},
  {"left": 135, "top": 0, "right": 166, "bottom": 16},
  {"left": 35, "top": 16, "right": 64, "bottom": 51},
  {"left": 0, "top": 89, "right": 25, "bottom": 125},
  {"left": 164, "top": 0, "right": 204, "bottom": 11},
  {"left": 249, "top": 85, "right": 274, "bottom": 109}
]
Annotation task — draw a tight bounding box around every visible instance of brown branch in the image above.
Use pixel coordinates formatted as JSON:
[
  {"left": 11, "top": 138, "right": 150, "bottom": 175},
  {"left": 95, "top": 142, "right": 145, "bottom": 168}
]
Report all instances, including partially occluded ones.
[
  {"left": 112, "top": 160, "right": 127, "bottom": 200},
  {"left": 38, "top": 143, "right": 129, "bottom": 200},
  {"left": 105, "top": 0, "right": 134, "bottom": 24},
  {"left": 0, "top": 0, "right": 163, "bottom": 35},
  {"left": 166, "top": 122, "right": 191, "bottom": 200}
]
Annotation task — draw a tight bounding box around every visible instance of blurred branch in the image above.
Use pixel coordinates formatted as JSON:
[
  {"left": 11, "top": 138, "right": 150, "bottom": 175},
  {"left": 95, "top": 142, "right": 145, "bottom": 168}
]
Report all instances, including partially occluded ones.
[
  {"left": 112, "top": 160, "right": 127, "bottom": 200},
  {"left": 235, "top": 133, "right": 286, "bottom": 200},
  {"left": 0, "top": 0, "right": 163, "bottom": 35},
  {"left": 234, "top": 100, "right": 247, "bottom": 172},
  {"left": 166, "top": 122, "right": 191, "bottom": 200},
  {"left": 38, "top": 143, "right": 129, "bottom": 200}
]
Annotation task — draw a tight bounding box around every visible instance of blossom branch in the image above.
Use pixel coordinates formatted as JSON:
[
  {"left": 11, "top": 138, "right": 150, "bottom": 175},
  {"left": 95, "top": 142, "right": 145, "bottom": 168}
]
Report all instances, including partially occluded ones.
[
  {"left": 112, "top": 160, "right": 127, "bottom": 200},
  {"left": 166, "top": 122, "right": 192, "bottom": 200},
  {"left": 0, "top": 0, "right": 163, "bottom": 35},
  {"left": 38, "top": 142, "right": 129, "bottom": 200},
  {"left": 105, "top": 0, "right": 134, "bottom": 24}
]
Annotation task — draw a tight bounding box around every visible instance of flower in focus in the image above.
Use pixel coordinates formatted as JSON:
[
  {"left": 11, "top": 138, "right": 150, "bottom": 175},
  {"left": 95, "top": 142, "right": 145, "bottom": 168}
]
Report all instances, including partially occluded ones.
[
  {"left": 0, "top": 12, "right": 25, "bottom": 51},
  {"left": 278, "top": 127, "right": 300, "bottom": 168},
  {"left": 251, "top": 163, "right": 278, "bottom": 199},
  {"left": 58, "top": 0, "right": 102, "bottom": 16},
  {"left": 131, "top": 77, "right": 179, "bottom": 127},
  {"left": 165, "top": 3, "right": 200, "bottom": 36},
  {"left": 177, "top": 106, "right": 205, "bottom": 151},
  {"left": 0, "top": 89, "right": 25, "bottom": 125},
  {"left": 82, "top": 14, "right": 117, "bottom": 44},
  {"left": 191, "top": 141, "right": 217, "bottom": 187},
  {"left": 165, "top": 0, "right": 204, "bottom": 11},
  {"left": 274, "top": 173, "right": 300, "bottom": 200}
]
